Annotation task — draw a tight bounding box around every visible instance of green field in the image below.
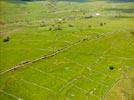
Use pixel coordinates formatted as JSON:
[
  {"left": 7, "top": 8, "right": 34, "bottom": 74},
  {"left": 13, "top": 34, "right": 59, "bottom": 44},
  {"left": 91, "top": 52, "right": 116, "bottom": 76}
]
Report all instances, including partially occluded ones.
[{"left": 0, "top": 0, "right": 134, "bottom": 100}]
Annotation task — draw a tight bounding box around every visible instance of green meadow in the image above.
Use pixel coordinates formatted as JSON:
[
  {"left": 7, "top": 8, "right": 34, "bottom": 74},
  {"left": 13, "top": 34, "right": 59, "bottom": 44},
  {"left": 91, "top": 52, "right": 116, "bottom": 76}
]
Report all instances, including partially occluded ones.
[{"left": 0, "top": 0, "right": 134, "bottom": 100}]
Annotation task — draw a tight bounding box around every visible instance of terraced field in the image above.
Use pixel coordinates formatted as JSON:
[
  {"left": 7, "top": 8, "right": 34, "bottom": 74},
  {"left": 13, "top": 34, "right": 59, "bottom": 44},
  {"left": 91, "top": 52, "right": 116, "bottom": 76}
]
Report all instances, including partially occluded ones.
[{"left": 0, "top": 0, "right": 134, "bottom": 100}]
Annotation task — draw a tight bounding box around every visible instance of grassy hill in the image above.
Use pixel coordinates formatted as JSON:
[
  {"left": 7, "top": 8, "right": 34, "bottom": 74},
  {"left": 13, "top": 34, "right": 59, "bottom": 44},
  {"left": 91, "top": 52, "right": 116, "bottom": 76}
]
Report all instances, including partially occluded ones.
[{"left": 0, "top": 0, "right": 134, "bottom": 100}]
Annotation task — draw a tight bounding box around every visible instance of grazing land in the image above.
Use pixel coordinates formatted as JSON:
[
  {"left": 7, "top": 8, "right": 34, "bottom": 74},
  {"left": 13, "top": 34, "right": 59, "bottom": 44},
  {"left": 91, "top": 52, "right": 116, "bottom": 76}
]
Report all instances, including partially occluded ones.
[{"left": 0, "top": 0, "right": 134, "bottom": 100}]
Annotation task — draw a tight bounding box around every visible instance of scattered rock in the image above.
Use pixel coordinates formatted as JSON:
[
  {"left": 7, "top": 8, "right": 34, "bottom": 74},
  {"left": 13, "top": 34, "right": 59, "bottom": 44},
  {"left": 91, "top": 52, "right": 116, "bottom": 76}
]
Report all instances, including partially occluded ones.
[
  {"left": 56, "top": 18, "right": 63, "bottom": 24},
  {"left": 93, "top": 88, "right": 96, "bottom": 91},
  {"left": 95, "top": 13, "right": 101, "bottom": 16},
  {"left": 87, "top": 67, "right": 92, "bottom": 71},
  {"left": 18, "top": 98, "right": 23, "bottom": 100},
  {"left": 89, "top": 91, "right": 93, "bottom": 95},
  {"left": 70, "top": 94, "right": 75, "bottom": 97},
  {"left": 119, "top": 68, "right": 122, "bottom": 71}
]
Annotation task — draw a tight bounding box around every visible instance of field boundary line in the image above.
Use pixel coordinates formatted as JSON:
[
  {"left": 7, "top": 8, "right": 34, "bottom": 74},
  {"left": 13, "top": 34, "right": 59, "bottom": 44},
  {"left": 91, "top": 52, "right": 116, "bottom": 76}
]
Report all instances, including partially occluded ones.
[
  {"left": 105, "top": 55, "right": 134, "bottom": 60},
  {"left": 101, "top": 77, "right": 123, "bottom": 100},
  {"left": 20, "top": 79, "right": 56, "bottom": 94},
  {"left": 0, "top": 89, "right": 20, "bottom": 100},
  {"left": 30, "top": 67, "right": 99, "bottom": 99},
  {"left": 31, "top": 66, "right": 100, "bottom": 99},
  {"left": 58, "top": 74, "right": 82, "bottom": 92},
  {"left": 101, "top": 67, "right": 134, "bottom": 100},
  {"left": 59, "top": 42, "right": 115, "bottom": 99},
  {"left": 82, "top": 74, "right": 108, "bottom": 87},
  {"left": 0, "top": 30, "right": 118, "bottom": 75},
  {"left": 2, "top": 48, "right": 53, "bottom": 51},
  {"left": 30, "top": 67, "right": 66, "bottom": 82},
  {"left": 0, "top": 37, "right": 86, "bottom": 75},
  {"left": 31, "top": 66, "right": 98, "bottom": 99},
  {"left": 0, "top": 34, "right": 100, "bottom": 75}
]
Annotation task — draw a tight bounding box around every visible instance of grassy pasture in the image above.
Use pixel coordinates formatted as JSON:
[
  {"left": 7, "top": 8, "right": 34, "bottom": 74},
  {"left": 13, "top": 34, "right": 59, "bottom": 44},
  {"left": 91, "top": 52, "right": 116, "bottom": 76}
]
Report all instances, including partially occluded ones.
[{"left": 0, "top": 0, "right": 134, "bottom": 100}]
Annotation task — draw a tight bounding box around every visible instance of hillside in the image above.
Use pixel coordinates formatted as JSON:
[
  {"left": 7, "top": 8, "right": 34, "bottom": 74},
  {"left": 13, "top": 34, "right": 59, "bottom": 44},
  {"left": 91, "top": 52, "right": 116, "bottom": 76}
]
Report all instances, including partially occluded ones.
[{"left": 0, "top": 0, "right": 134, "bottom": 100}]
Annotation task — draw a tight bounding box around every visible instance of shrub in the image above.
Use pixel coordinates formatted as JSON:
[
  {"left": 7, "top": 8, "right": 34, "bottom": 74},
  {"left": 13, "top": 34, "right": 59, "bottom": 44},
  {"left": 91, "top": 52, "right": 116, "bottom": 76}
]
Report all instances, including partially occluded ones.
[
  {"left": 100, "top": 23, "right": 103, "bottom": 26},
  {"left": 3, "top": 36, "right": 10, "bottom": 42},
  {"left": 83, "top": 38, "right": 88, "bottom": 41},
  {"left": 68, "top": 24, "right": 73, "bottom": 27},
  {"left": 130, "top": 31, "right": 134, "bottom": 35},
  {"left": 84, "top": 16, "right": 93, "bottom": 19},
  {"left": 52, "top": 24, "right": 55, "bottom": 27},
  {"left": 109, "top": 66, "right": 115, "bottom": 70},
  {"left": 88, "top": 25, "right": 92, "bottom": 27},
  {"left": 49, "top": 27, "right": 52, "bottom": 31}
]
